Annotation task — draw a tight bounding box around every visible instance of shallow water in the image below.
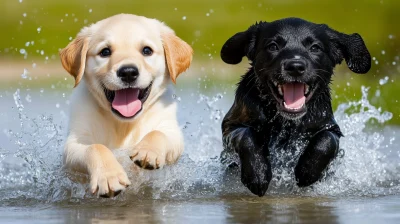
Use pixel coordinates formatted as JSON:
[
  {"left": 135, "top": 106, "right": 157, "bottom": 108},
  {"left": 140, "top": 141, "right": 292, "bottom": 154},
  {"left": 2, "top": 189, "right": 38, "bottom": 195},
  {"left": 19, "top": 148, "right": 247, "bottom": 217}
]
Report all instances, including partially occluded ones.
[{"left": 1, "top": 86, "right": 400, "bottom": 223}]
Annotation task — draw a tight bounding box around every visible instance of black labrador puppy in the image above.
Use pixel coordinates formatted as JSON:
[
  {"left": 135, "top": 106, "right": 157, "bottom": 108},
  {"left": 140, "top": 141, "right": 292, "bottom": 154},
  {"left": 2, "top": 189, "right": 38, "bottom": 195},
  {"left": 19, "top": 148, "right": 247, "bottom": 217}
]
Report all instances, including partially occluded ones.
[{"left": 220, "top": 18, "right": 371, "bottom": 196}]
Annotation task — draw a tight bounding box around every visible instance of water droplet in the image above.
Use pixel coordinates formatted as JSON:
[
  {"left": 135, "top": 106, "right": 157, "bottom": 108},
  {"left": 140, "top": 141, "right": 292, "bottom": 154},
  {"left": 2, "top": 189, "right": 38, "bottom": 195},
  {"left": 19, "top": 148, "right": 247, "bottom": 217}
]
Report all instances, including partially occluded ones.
[
  {"left": 37, "top": 27, "right": 41, "bottom": 33},
  {"left": 206, "top": 13, "right": 210, "bottom": 16},
  {"left": 25, "top": 94, "right": 32, "bottom": 103},
  {"left": 381, "top": 50, "right": 385, "bottom": 55},
  {"left": 55, "top": 103, "right": 60, "bottom": 108},
  {"left": 379, "top": 76, "right": 389, "bottom": 85},
  {"left": 375, "top": 89, "right": 381, "bottom": 97},
  {"left": 25, "top": 42, "right": 30, "bottom": 47},
  {"left": 22, "top": 13, "right": 27, "bottom": 17},
  {"left": 40, "top": 88, "right": 44, "bottom": 93},
  {"left": 388, "top": 34, "right": 394, "bottom": 39},
  {"left": 19, "top": 49, "right": 26, "bottom": 54},
  {"left": 32, "top": 63, "right": 36, "bottom": 68},
  {"left": 51, "top": 85, "right": 55, "bottom": 89},
  {"left": 21, "top": 69, "right": 28, "bottom": 79},
  {"left": 89, "top": 9, "right": 92, "bottom": 13},
  {"left": 40, "top": 50, "right": 44, "bottom": 55},
  {"left": 182, "top": 16, "right": 187, "bottom": 20},
  {"left": 19, "top": 0, "right": 23, "bottom": 2}
]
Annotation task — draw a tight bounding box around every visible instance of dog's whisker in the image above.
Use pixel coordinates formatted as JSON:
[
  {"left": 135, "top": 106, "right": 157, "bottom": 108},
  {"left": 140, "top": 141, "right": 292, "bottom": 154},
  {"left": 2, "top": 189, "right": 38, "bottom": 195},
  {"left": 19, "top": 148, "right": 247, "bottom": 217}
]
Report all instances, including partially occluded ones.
[
  {"left": 257, "top": 68, "right": 277, "bottom": 74},
  {"left": 314, "top": 73, "right": 328, "bottom": 86},
  {"left": 243, "top": 74, "right": 257, "bottom": 99}
]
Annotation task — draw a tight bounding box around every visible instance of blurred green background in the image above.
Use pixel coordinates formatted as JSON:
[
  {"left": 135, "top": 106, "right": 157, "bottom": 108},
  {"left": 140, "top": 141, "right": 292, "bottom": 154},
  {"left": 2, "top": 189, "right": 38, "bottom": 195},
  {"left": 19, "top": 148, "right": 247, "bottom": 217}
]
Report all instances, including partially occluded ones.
[{"left": 1, "top": 0, "right": 399, "bottom": 123}]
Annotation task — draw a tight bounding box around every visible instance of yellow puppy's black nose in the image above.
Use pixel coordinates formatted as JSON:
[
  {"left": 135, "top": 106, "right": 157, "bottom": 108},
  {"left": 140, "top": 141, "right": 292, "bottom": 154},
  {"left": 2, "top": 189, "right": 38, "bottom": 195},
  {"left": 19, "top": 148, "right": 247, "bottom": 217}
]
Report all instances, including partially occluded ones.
[{"left": 117, "top": 66, "right": 139, "bottom": 83}]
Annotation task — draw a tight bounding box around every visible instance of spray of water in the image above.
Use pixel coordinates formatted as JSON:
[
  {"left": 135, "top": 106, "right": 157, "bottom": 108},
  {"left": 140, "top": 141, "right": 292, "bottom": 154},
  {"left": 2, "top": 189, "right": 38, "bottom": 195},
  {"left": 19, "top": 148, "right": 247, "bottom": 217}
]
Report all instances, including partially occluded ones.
[{"left": 0, "top": 86, "right": 398, "bottom": 206}]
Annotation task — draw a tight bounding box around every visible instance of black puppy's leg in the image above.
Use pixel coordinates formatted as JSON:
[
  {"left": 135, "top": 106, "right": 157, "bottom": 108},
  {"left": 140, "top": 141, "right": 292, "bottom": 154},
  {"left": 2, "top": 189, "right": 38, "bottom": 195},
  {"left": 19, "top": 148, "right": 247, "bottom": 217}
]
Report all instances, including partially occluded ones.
[
  {"left": 295, "top": 131, "right": 339, "bottom": 187},
  {"left": 224, "top": 128, "right": 272, "bottom": 196}
]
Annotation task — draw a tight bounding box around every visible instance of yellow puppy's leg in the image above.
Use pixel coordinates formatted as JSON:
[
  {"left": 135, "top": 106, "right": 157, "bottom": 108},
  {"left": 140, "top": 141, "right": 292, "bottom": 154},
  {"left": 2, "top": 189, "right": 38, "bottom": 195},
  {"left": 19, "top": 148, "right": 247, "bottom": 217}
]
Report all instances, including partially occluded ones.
[
  {"left": 129, "top": 130, "right": 183, "bottom": 169},
  {"left": 64, "top": 141, "right": 131, "bottom": 197}
]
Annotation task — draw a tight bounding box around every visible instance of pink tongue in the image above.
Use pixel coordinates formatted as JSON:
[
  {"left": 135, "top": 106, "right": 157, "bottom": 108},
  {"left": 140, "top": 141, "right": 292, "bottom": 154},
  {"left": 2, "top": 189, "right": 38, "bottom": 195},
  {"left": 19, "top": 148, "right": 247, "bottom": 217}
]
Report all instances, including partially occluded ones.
[
  {"left": 112, "top": 88, "right": 142, "bottom": 117},
  {"left": 282, "top": 83, "right": 306, "bottom": 109}
]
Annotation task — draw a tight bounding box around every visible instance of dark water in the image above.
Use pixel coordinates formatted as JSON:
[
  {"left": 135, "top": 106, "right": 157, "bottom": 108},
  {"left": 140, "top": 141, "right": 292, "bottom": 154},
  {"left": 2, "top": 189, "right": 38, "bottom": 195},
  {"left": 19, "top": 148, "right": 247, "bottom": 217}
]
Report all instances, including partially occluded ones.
[{"left": 1, "top": 87, "right": 400, "bottom": 223}]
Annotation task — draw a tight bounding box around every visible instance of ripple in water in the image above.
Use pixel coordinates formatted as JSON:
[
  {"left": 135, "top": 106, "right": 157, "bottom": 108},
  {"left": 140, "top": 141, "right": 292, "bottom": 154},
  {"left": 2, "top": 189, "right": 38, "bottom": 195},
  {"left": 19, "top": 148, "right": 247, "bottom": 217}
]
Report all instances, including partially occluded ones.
[{"left": 0, "top": 86, "right": 398, "bottom": 206}]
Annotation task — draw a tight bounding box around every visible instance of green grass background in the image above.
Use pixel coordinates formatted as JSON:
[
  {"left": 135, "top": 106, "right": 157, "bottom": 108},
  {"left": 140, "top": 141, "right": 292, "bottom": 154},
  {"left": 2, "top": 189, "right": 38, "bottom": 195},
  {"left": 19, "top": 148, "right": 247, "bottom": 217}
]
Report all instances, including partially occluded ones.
[{"left": 1, "top": 0, "right": 400, "bottom": 124}]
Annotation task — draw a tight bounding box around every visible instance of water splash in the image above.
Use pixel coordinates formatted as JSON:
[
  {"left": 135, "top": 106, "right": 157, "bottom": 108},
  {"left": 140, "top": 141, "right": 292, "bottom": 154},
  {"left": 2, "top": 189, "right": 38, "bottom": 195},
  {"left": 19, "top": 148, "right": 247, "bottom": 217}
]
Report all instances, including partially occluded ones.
[
  {"left": 0, "top": 86, "right": 399, "bottom": 206},
  {"left": 310, "top": 86, "right": 395, "bottom": 196},
  {"left": 197, "top": 93, "right": 224, "bottom": 122},
  {"left": 0, "top": 90, "right": 71, "bottom": 205}
]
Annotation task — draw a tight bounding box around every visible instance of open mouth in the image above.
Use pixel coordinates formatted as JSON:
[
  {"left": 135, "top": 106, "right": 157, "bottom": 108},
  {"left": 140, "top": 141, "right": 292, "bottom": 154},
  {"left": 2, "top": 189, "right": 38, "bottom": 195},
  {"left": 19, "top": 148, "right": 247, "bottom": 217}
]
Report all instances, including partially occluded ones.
[
  {"left": 270, "top": 81, "right": 315, "bottom": 115},
  {"left": 104, "top": 83, "right": 152, "bottom": 119}
]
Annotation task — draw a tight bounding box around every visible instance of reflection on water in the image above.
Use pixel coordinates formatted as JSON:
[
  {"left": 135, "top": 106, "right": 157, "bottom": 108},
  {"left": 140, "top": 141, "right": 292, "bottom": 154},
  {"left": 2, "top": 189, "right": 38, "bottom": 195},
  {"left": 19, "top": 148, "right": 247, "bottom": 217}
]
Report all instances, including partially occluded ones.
[
  {"left": 0, "top": 86, "right": 400, "bottom": 223},
  {"left": 1, "top": 196, "right": 400, "bottom": 223}
]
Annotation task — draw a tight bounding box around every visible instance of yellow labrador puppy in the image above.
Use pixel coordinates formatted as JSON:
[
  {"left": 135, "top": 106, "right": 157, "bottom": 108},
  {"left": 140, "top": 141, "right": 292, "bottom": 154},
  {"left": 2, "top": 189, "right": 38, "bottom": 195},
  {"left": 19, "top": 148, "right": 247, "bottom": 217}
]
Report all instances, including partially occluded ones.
[{"left": 60, "top": 14, "right": 192, "bottom": 197}]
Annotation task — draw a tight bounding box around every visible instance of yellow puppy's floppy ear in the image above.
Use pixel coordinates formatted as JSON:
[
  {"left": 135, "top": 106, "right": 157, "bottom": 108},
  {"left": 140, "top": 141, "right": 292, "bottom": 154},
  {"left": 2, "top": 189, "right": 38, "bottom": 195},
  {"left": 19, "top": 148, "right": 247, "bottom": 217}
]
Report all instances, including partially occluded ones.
[
  {"left": 161, "top": 31, "right": 193, "bottom": 84},
  {"left": 59, "top": 32, "right": 89, "bottom": 87}
]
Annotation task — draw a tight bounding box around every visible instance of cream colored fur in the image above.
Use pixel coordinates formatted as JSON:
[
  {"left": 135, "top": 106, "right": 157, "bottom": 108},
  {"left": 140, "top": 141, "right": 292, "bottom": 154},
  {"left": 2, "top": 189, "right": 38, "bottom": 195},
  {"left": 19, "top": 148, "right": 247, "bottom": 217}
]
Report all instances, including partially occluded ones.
[{"left": 60, "top": 14, "right": 192, "bottom": 197}]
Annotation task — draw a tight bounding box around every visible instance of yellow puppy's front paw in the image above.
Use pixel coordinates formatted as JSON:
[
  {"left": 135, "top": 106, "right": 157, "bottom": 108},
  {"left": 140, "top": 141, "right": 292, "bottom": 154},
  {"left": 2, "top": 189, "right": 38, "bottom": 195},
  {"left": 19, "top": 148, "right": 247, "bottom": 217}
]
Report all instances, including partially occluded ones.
[
  {"left": 130, "top": 148, "right": 166, "bottom": 170},
  {"left": 89, "top": 163, "right": 131, "bottom": 198}
]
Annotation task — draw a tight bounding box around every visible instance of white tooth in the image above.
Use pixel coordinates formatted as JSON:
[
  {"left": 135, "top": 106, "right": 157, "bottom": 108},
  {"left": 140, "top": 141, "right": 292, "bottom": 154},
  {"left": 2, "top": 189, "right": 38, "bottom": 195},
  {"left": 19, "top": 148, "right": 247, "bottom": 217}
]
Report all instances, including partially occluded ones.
[
  {"left": 305, "top": 85, "right": 310, "bottom": 95},
  {"left": 283, "top": 102, "right": 304, "bottom": 111},
  {"left": 278, "top": 85, "right": 283, "bottom": 96},
  {"left": 273, "top": 81, "right": 278, "bottom": 86}
]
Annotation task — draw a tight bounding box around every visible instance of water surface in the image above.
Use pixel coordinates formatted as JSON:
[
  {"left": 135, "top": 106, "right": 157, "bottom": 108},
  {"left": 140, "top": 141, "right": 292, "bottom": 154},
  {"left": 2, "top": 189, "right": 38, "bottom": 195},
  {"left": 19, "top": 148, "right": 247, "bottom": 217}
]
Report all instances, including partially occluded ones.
[{"left": 0, "top": 86, "right": 399, "bottom": 223}]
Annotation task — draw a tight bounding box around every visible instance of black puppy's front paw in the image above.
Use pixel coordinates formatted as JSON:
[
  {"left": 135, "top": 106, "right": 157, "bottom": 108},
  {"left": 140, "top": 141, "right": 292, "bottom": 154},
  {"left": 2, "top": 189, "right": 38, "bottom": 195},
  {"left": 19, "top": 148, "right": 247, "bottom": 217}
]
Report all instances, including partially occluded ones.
[
  {"left": 295, "top": 131, "right": 339, "bottom": 187},
  {"left": 240, "top": 156, "right": 272, "bottom": 197},
  {"left": 241, "top": 173, "right": 270, "bottom": 197}
]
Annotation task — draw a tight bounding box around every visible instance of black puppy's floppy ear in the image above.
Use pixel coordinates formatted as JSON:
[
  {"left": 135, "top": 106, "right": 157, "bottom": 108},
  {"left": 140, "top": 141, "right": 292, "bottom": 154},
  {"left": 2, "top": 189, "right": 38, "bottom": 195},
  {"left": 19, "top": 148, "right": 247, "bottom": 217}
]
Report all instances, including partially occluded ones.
[
  {"left": 329, "top": 29, "right": 371, "bottom": 74},
  {"left": 221, "top": 23, "right": 262, "bottom": 64}
]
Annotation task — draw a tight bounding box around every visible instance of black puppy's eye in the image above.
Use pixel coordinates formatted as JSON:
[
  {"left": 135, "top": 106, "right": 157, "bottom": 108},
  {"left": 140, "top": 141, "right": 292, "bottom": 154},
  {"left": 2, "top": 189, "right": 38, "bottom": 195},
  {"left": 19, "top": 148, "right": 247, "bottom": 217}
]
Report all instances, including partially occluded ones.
[
  {"left": 310, "top": 44, "right": 322, "bottom": 53},
  {"left": 99, "top": 48, "right": 112, "bottom": 57},
  {"left": 267, "top": 43, "right": 279, "bottom": 52},
  {"left": 142, "top": 46, "right": 153, "bottom": 56}
]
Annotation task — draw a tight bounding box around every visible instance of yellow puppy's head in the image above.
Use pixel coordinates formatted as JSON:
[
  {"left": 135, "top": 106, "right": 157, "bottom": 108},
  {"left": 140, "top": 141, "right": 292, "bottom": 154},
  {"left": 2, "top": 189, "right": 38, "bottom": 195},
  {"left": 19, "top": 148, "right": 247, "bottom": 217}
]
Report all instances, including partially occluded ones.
[{"left": 60, "top": 14, "right": 193, "bottom": 120}]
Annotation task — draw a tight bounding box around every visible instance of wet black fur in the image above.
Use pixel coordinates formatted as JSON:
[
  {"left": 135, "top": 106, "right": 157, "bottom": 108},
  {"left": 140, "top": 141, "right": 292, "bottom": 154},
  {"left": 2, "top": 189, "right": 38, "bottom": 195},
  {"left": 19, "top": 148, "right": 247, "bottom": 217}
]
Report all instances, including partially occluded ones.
[{"left": 220, "top": 18, "right": 371, "bottom": 196}]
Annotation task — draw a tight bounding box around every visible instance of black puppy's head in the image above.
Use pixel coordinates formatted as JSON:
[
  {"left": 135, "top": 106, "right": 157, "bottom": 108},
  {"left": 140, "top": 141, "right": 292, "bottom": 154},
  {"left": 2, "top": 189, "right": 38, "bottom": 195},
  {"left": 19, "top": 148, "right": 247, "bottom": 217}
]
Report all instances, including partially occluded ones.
[{"left": 221, "top": 18, "right": 371, "bottom": 120}]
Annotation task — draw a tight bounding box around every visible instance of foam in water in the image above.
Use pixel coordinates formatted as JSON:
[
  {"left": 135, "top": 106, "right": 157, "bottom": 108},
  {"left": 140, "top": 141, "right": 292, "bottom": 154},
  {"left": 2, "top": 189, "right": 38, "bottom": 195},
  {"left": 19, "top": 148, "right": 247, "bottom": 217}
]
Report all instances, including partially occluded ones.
[{"left": 0, "top": 86, "right": 398, "bottom": 205}]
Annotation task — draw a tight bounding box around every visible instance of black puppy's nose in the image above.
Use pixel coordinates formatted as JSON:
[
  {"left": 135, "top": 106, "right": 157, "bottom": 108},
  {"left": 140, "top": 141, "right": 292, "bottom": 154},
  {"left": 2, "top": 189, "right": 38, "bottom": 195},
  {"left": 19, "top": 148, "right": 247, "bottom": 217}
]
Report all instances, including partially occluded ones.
[
  {"left": 284, "top": 60, "right": 306, "bottom": 76},
  {"left": 117, "top": 66, "right": 139, "bottom": 83}
]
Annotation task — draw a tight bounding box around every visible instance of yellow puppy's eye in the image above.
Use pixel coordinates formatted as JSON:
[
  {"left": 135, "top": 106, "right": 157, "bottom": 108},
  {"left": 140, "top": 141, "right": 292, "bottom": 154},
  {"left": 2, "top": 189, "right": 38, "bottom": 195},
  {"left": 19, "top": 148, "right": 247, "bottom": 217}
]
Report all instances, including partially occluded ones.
[
  {"left": 142, "top": 47, "right": 153, "bottom": 56},
  {"left": 99, "top": 48, "right": 112, "bottom": 57}
]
